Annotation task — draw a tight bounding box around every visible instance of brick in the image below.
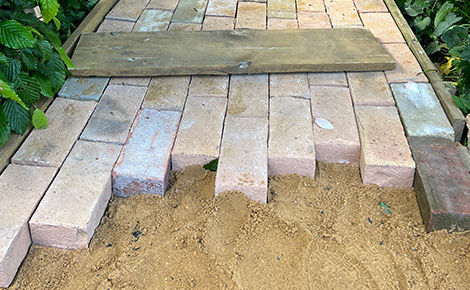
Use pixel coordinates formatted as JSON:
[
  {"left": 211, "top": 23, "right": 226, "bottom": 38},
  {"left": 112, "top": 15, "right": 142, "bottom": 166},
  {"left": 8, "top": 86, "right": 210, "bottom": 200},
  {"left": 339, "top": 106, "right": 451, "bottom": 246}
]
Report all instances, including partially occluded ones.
[
  {"left": 142, "top": 76, "right": 190, "bottom": 111},
  {"left": 215, "top": 116, "right": 268, "bottom": 202},
  {"left": 297, "top": 0, "right": 325, "bottom": 12},
  {"left": 147, "top": 0, "right": 180, "bottom": 10},
  {"left": 311, "top": 86, "right": 360, "bottom": 163},
  {"left": 206, "top": 0, "right": 237, "bottom": 17},
  {"left": 29, "top": 141, "right": 121, "bottom": 249},
  {"left": 236, "top": 2, "right": 267, "bottom": 29},
  {"left": 0, "top": 165, "right": 56, "bottom": 287},
  {"left": 80, "top": 85, "right": 147, "bottom": 144},
  {"left": 97, "top": 19, "right": 135, "bottom": 32},
  {"left": 12, "top": 99, "right": 96, "bottom": 167},
  {"left": 270, "top": 73, "right": 310, "bottom": 99},
  {"left": 267, "top": 0, "right": 297, "bottom": 19},
  {"left": 58, "top": 77, "right": 109, "bottom": 101},
  {"left": 354, "top": 0, "right": 388, "bottom": 12},
  {"left": 189, "top": 76, "right": 229, "bottom": 97},
  {"left": 409, "top": 137, "right": 470, "bottom": 231},
  {"left": 269, "top": 97, "right": 315, "bottom": 176},
  {"left": 360, "top": 12, "right": 405, "bottom": 43},
  {"left": 168, "top": 23, "right": 202, "bottom": 31},
  {"left": 227, "top": 74, "right": 268, "bottom": 118},
  {"left": 133, "top": 9, "right": 172, "bottom": 31},
  {"left": 298, "top": 12, "right": 331, "bottom": 29},
  {"left": 203, "top": 16, "right": 235, "bottom": 30},
  {"left": 354, "top": 106, "right": 415, "bottom": 187},
  {"left": 106, "top": 0, "right": 149, "bottom": 21},
  {"left": 325, "top": 0, "right": 362, "bottom": 27},
  {"left": 347, "top": 71, "right": 395, "bottom": 106},
  {"left": 109, "top": 77, "right": 151, "bottom": 87},
  {"left": 267, "top": 18, "right": 298, "bottom": 29},
  {"left": 390, "top": 83, "right": 454, "bottom": 140},
  {"left": 383, "top": 43, "right": 428, "bottom": 83},
  {"left": 308, "top": 72, "right": 348, "bottom": 87},
  {"left": 172, "top": 97, "right": 227, "bottom": 170},
  {"left": 113, "top": 109, "right": 181, "bottom": 197},
  {"left": 172, "top": 0, "right": 208, "bottom": 23}
]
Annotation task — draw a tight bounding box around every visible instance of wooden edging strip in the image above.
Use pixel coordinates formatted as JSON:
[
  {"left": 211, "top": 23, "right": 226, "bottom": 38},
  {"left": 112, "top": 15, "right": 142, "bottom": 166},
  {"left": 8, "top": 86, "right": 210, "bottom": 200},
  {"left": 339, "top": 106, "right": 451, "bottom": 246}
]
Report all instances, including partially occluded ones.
[
  {"left": 0, "top": 0, "right": 117, "bottom": 174},
  {"left": 384, "top": 0, "right": 465, "bottom": 142}
]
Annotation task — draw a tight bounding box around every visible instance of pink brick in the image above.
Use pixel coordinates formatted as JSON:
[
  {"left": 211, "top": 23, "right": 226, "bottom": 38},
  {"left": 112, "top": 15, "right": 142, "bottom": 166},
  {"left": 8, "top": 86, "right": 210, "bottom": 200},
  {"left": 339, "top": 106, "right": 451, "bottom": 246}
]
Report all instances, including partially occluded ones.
[
  {"left": 113, "top": 109, "right": 181, "bottom": 197},
  {"left": 360, "top": 12, "right": 405, "bottom": 43},
  {"left": 270, "top": 73, "right": 310, "bottom": 99},
  {"left": 168, "top": 23, "right": 202, "bottom": 31},
  {"left": 268, "top": 0, "right": 297, "bottom": 19},
  {"left": 30, "top": 141, "right": 121, "bottom": 249},
  {"left": 97, "top": 19, "right": 135, "bottom": 32},
  {"left": 203, "top": 16, "right": 235, "bottom": 30},
  {"left": 106, "top": 0, "right": 149, "bottom": 21},
  {"left": 308, "top": 72, "right": 348, "bottom": 87},
  {"left": 133, "top": 9, "right": 172, "bottom": 31},
  {"left": 297, "top": 0, "right": 326, "bottom": 12},
  {"left": 269, "top": 97, "right": 315, "bottom": 176},
  {"left": 189, "top": 75, "right": 229, "bottom": 97},
  {"left": 355, "top": 106, "right": 415, "bottom": 188},
  {"left": 0, "top": 165, "right": 56, "bottom": 287},
  {"left": 147, "top": 0, "right": 180, "bottom": 10},
  {"left": 267, "top": 18, "right": 298, "bottom": 29},
  {"left": 206, "top": 0, "right": 237, "bottom": 17},
  {"left": 236, "top": 2, "right": 267, "bottom": 29},
  {"left": 110, "top": 77, "right": 151, "bottom": 87},
  {"left": 142, "top": 76, "right": 190, "bottom": 111},
  {"left": 298, "top": 12, "right": 331, "bottom": 29},
  {"left": 228, "top": 74, "right": 269, "bottom": 118},
  {"left": 172, "top": 97, "right": 227, "bottom": 170},
  {"left": 347, "top": 71, "right": 395, "bottom": 106},
  {"left": 354, "top": 0, "right": 388, "bottom": 12},
  {"left": 325, "top": 0, "right": 362, "bottom": 27},
  {"left": 310, "top": 86, "right": 360, "bottom": 163},
  {"left": 383, "top": 43, "right": 428, "bottom": 83},
  {"left": 215, "top": 117, "right": 268, "bottom": 203}
]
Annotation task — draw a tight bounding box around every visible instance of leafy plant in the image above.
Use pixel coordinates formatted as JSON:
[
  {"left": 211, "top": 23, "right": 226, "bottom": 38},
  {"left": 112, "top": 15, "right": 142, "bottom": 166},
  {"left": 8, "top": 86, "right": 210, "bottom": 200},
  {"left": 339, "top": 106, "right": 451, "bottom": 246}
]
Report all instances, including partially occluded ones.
[{"left": 56, "top": 0, "right": 99, "bottom": 42}]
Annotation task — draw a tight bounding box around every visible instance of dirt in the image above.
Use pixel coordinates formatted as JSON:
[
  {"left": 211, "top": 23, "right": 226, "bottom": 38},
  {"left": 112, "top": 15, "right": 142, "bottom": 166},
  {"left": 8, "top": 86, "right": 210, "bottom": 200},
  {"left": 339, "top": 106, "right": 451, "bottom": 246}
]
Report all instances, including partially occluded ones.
[{"left": 8, "top": 163, "right": 470, "bottom": 289}]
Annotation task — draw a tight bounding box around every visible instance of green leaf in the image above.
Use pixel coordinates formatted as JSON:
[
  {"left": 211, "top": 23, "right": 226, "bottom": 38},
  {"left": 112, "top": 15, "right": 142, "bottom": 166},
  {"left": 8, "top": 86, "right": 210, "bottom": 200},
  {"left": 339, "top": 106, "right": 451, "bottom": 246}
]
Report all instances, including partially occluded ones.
[
  {"left": 20, "top": 50, "right": 38, "bottom": 70},
  {"left": 46, "top": 52, "right": 66, "bottom": 92},
  {"left": 18, "top": 72, "right": 41, "bottom": 105},
  {"left": 452, "top": 95, "right": 470, "bottom": 114},
  {"left": 0, "top": 79, "right": 28, "bottom": 110},
  {"left": 441, "top": 26, "right": 468, "bottom": 49},
  {"left": 56, "top": 46, "right": 74, "bottom": 69},
  {"left": 434, "top": 12, "right": 463, "bottom": 37},
  {"left": 5, "top": 59, "right": 21, "bottom": 85},
  {"left": 0, "top": 52, "right": 7, "bottom": 64},
  {"left": 36, "top": 40, "right": 53, "bottom": 62},
  {"left": 32, "top": 108, "right": 48, "bottom": 129},
  {"left": 3, "top": 99, "right": 31, "bottom": 134},
  {"left": 462, "top": 46, "right": 470, "bottom": 61},
  {"left": 39, "top": 0, "right": 60, "bottom": 23},
  {"left": 52, "top": 16, "right": 60, "bottom": 30},
  {"left": 434, "top": 2, "right": 454, "bottom": 28},
  {"left": 0, "top": 20, "right": 35, "bottom": 49},
  {"left": 0, "top": 105, "right": 10, "bottom": 146},
  {"left": 203, "top": 158, "right": 218, "bottom": 171},
  {"left": 424, "top": 40, "right": 441, "bottom": 55},
  {"left": 35, "top": 72, "right": 54, "bottom": 97},
  {"left": 414, "top": 16, "right": 431, "bottom": 32}
]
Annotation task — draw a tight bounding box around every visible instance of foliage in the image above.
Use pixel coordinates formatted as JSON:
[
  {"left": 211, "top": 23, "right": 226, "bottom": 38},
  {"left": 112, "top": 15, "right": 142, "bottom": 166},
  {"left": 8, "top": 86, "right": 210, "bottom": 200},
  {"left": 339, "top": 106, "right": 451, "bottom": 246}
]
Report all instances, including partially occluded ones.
[
  {"left": 203, "top": 158, "right": 218, "bottom": 172},
  {"left": 56, "top": 0, "right": 99, "bottom": 42}
]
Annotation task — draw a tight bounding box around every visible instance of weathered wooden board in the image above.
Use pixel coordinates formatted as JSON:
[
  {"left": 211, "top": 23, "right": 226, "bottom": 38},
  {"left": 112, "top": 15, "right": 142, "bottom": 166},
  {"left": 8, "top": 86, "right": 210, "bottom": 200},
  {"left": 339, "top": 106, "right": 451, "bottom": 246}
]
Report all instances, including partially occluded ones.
[{"left": 71, "top": 28, "right": 395, "bottom": 77}]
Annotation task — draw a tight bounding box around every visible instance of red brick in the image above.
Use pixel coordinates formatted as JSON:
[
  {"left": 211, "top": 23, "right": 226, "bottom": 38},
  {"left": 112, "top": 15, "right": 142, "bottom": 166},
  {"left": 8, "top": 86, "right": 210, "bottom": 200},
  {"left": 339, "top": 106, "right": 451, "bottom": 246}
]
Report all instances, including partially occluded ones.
[
  {"left": 347, "top": 71, "right": 395, "bottom": 106},
  {"left": 383, "top": 43, "right": 428, "bottom": 83},
  {"left": 298, "top": 12, "right": 331, "bottom": 29},
  {"left": 236, "top": 2, "right": 266, "bottom": 29},
  {"left": 360, "top": 12, "right": 405, "bottom": 43},
  {"left": 354, "top": 0, "right": 388, "bottom": 12}
]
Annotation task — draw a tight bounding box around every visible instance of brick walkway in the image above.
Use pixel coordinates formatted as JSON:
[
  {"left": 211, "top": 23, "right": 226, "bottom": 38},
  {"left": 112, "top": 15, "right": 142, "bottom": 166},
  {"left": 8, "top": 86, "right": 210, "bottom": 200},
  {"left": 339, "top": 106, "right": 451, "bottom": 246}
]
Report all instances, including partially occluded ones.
[{"left": 0, "top": 0, "right": 463, "bottom": 287}]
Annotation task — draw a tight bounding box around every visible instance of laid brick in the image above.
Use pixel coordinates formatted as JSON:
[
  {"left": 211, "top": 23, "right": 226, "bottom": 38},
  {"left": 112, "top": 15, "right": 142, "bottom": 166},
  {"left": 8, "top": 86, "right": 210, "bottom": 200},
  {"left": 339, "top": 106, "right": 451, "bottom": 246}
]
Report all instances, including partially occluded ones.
[
  {"left": 409, "top": 137, "right": 470, "bottom": 231},
  {"left": 147, "top": 0, "right": 180, "bottom": 10},
  {"left": 310, "top": 86, "right": 360, "bottom": 163},
  {"left": 267, "top": 0, "right": 297, "bottom": 19},
  {"left": 206, "top": 0, "right": 237, "bottom": 17},
  {"left": 0, "top": 165, "right": 57, "bottom": 287},
  {"left": 390, "top": 83, "right": 454, "bottom": 140},
  {"left": 354, "top": 0, "right": 388, "bottom": 12},
  {"left": 109, "top": 77, "right": 151, "bottom": 87},
  {"left": 106, "top": 0, "right": 149, "bottom": 21},
  {"left": 203, "top": 16, "right": 235, "bottom": 30},
  {"left": 297, "top": 0, "right": 326, "bottom": 12},
  {"left": 80, "top": 84, "right": 147, "bottom": 144},
  {"left": 97, "top": 19, "right": 135, "bottom": 32},
  {"left": 383, "top": 43, "right": 428, "bottom": 83},
  {"left": 324, "top": 0, "right": 362, "bottom": 27},
  {"left": 227, "top": 74, "right": 268, "bottom": 118},
  {"left": 215, "top": 116, "right": 268, "bottom": 202},
  {"left": 188, "top": 76, "right": 229, "bottom": 98},
  {"left": 113, "top": 109, "right": 181, "bottom": 197},
  {"left": 58, "top": 77, "right": 109, "bottom": 101},
  {"left": 308, "top": 72, "right": 348, "bottom": 87},
  {"left": 172, "top": 97, "right": 227, "bottom": 171},
  {"left": 29, "top": 141, "right": 121, "bottom": 249},
  {"left": 12, "top": 99, "right": 96, "bottom": 167},
  {"left": 172, "top": 0, "right": 208, "bottom": 23},
  {"left": 133, "top": 9, "right": 172, "bottom": 31},
  {"left": 269, "top": 97, "right": 315, "bottom": 176},
  {"left": 360, "top": 12, "right": 405, "bottom": 43},
  {"left": 347, "top": 71, "right": 395, "bottom": 106},
  {"left": 267, "top": 18, "right": 298, "bottom": 29},
  {"left": 270, "top": 73, "right": 310, "bottom": 99},
  {"left": 236, "top": 2, "right": 267, "bottom": 29},
  {"left": 354, "top": 106, "right": 415, "bottom": 188},
  {"left": 168, "top": 23, "right": 202, "bottom": 31},
  {"left": 298, "top": 12, "right": 331, "bottom": 29},
  {"left": 142, "top": 76, "right": 190, "bottom": 111}
]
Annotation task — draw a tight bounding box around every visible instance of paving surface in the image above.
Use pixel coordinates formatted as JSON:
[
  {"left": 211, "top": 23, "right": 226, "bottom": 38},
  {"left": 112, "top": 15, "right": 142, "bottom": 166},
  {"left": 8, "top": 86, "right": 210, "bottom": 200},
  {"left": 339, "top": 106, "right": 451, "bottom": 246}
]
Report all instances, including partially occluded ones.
[{"left": 1, "top": 0, "right": 468, "bottom": 286}]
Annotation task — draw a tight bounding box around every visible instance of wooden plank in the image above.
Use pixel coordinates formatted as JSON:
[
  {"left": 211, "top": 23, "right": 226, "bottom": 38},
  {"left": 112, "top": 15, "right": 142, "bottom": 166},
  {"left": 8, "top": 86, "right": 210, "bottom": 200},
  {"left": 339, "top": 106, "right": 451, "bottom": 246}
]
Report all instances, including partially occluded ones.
[
  {"left": 384, "top": 0, "right": 465, "bottom": 142},
  {"left": 71, "top": 28, "right": 395, "bottom": 77}
]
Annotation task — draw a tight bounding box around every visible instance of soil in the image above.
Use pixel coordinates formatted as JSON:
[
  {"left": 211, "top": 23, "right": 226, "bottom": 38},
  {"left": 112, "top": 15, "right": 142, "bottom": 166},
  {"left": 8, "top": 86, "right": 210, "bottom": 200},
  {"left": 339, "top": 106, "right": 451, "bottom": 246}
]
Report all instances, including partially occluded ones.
[{"left": 8, "top": 163, "right": 470, "bottom": 289}]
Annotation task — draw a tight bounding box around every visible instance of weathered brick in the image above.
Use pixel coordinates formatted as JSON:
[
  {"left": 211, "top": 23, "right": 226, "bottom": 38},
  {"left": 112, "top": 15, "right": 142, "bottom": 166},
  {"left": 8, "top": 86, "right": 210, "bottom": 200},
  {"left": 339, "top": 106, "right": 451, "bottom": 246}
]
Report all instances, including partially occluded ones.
[
  {"left": 324, "top": 0, "right": 362, "bottom": 27},
  {"left": 347, "top": 71, "right": 395, "bottom": 106},
  {"left": 97, "top": 19, "right": 135, "bottom": 32},
  {"left": 270, "top": 73, "right": 310, "bottom": 99},
  {"left": 267, "top": 0, "right": 297, "bottom": 19},
  {"left": 58, "top": 77, "right": 109, "bottom": 101},
  {"left": 29, "top": 141, "right": 121, "bottom": 249},
  {"left": 297, "top": 0, "right": 325, "bottom": 12},
  {"left": 269, "top": 97, "right": 315, "bottom": 176},
  {"left": 227, "top": 74, "right": 268, "bottom": 118},
  {"left": 236, "top": 2, "right": 267, "bottom": 29},
  {"left": 409, "top": 137, "right": 470, "bottom": 232},
  {"left": 203, "top": 16, "right": 235, "bottom": 30},
  {"left": 383, "top": 43, "right": 428, "bottom": 83},
  {"left": 147, "top": 0, "right": 180, "bottom": 10},
  {"left": 133, "top": 9, "right": 172, "bottom": 31},
  {"left": 360, "top": 12, "right": 405, "bottom": 43},
  {"left": 354, "top": 106, "right": 415, "bottom": 188},
  {"left": 80, "top": 85, "right": 147, "bottom": 144},
  {"left": 189, "top": 76, "right": 229, "bottom": 98},
  {"left": 298, "top": 12, "right": 331, "bottom": 29},
  {"left": 172, "top": 97, "right": 227, "bottom": 170},
  {"left": 206, "top": 0, "right": 237, "bottom": 17},
  {"left": 142, "top": 76, "right": 190, "bottom": 111},
  {"left": 267, "top": 18, "right": 298, "bottom": 29},
  {"left": 215, "top": 116, "right": 268, "bottom": 203},
  {"left": 308, "top": 72, "right": 347, "bottom": 87},
  {"left": 12, "top": 99, "right": 96, "bottom": 167},
  {"left": 354, "top": 0, "right": 388, "bottom": 12},
  {"left": 310, "top": 86, "right": 360, "bottom": 163},
  {"left": 0, "top": 165, "right": 57, "bottom": 287},
  {"left": 109, "top": 77, "right": 151, "bottom": 87},
  {"left": 106, "top": 0, "right": 149, "bottom": 21},
  {"left": 113, "top": 109, "right": 181, "bottom": 197},
  {"left": 168, "top": 23, "right": 202, "bottom": 31},
  {"left": 172, "top": 0, "right": 208, "bottom": 23}
]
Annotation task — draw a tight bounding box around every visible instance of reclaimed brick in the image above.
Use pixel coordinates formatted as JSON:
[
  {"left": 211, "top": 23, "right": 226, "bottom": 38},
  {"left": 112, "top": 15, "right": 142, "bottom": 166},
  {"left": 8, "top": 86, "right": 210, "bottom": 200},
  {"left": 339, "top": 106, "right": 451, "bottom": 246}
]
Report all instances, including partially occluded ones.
[
  {"left": 12, "top": 99, "right": 96, "bottom": 167},
  {"left": 325, "top": 0, "right": 362, "bottom": 27},
  {"left": 0, "top": 165, "right": 57, "bottom": 287},
  {"left": 109, "top": 77, "right": 151, "bottom": 87},
  {"left": 215, "top": 116, "right": 268, "bottom": 202},
  {"left": 147, "top": 0, "right": 180, "bottom": 10},
  {"left": 270, "top": 73, "right": 310, "bottom": 99},
  {"left": 268, "top": 0, "right": 297, "bottom": 19},
  {"left": 189, "top": 76, "right": 229, "bottom": 98},
  {"left": 269, "top": 97, "right": 315, "bottom": 176},
  {"left": 297, "top": 0, "right": 326, "bottom": 12},
  {"left": 355, "top": 106, "right": 415, "bottom": 188},
  {"left": 298, "top": 12, "right": 331, "bottom": 29},
  {"left": 172, "top": 0, "right": 208, "bottom": 23},
  {"left": 142, "top": 76, "right": 190, "bottom": 111},
  {"left": 383, "top": 43, "right": 428, "bottom": 83},
  {"left": 267, "top": 18, "right": 298, "bottom": 29},
  {"left": 311, "top": 86, "right": 360, "bottom": 163},
  {"left": 80, "top": 85, "right": 147, "bottom": 144},
  {"left": 354, "top": 0, "right": 388, "bottom": 12},
  {"left": 97, "top": 19, "right": 135, "bottom": 32},
  {"left": 391, "top": 83, "right": 454, "bottom": 140},
  {"left": 168, "top": 23, "right": 202, "bottom": 31},
  {"left": 360, "top": 12, "right": 405, "bottom": 43},
  {"left": 133, "top": 9, "right": 172, "bottom": 31},
  {"left": 58, "top": 77, "right": 109, "bottom": 102},
  {"left": 227, "top": 74, "right": 268, "bottom": 118},
  {"left": 236, "top": 2, "right": 267, "bottom": 29},
  {"left": 113, "top": 109, "right": 181, "bottom": 197},
  {"left": 409, "top": 137, "right": 470, "bottom": 231},
  {"left": 172, "top": 97, "right": 227, "bottom": 171},
  {"left": 347, "top": 71, "right": 395, "bottom": 106},
  {"left": 106, "top": 0, "right": 149, "bottom": 21},
  {"left": 203, "top": 16, "right": 235, "bottom": 30},
  {"left": 308, "top": 72, "right": 348, "bottom": 87},
  {"left": 206, "top": 0, "right": 237, "bottom": 17}
]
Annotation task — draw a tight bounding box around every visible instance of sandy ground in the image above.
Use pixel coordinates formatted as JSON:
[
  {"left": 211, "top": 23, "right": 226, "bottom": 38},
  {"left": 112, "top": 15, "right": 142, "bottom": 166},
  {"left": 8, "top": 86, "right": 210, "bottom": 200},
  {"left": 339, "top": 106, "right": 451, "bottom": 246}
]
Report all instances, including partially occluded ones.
[{"left": 7, "top": 163, "right": 470, "bottom": 289}]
